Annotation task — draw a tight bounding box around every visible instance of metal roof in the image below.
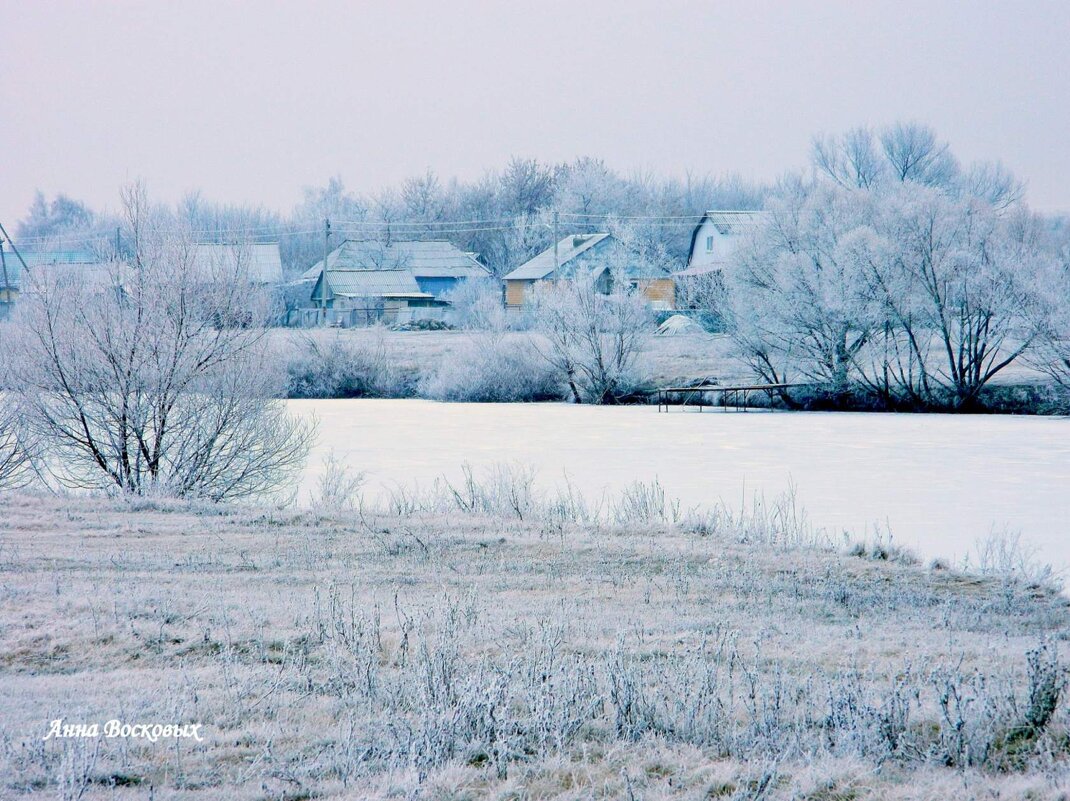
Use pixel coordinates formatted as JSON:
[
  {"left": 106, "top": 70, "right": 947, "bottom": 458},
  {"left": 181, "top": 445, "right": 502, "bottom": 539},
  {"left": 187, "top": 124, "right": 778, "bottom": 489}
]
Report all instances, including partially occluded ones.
[
  {"left": 301, "top": 239, "right": 490, "bottom": 282},
  {"left": 1, "top": 249, "right": 105, "bottom": 289},
  {"left": 502, "top": 233, "right": 612, "bottom": 281},
  {"left": 192, "top": 243, "right": 283, "bottom": 284},
  {"left": 322, "top": 268, "right": 422, "bottom": 298},
  {"left": 701, "top": 210, "right": 765, "bottom": 236}
]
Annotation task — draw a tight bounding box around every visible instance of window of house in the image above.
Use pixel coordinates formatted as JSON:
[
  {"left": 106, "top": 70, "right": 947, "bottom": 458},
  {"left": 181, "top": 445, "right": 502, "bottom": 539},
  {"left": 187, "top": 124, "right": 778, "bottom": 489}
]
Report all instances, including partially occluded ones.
[{"left": 706, "top": 235, "right": 714, "bottom": 252}]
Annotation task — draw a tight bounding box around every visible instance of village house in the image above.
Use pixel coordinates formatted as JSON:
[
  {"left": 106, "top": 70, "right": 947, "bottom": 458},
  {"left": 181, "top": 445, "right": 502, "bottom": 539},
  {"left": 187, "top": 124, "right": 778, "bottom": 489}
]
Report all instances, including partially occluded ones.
[
  {"left": 672, "top": 211, "right": 765, "bottom": 321},
  {"left": 677, "top": 210, "right": 764, "bottom": 278},
  {"left": 502, "top": 233, "right": 675, "bottom": 309},
  {"left": 306, "top": 267, "right": 453, "bottom": 327},
  {"left": 0, "top": 243, "right": 283, "bottom": 322},
  {"left": 0, "top": 248, "right": 110, "bottom": 318},
  {"left": 298, "top": 239, "right": 492, "bottom": 326}
]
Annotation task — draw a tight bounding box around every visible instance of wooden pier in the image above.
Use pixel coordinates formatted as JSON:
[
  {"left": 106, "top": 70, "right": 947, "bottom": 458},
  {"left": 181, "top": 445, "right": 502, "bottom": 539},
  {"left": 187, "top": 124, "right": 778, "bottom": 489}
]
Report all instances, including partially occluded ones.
[{"left": 655, "top": 382, "right": 810, "bottom": 412}]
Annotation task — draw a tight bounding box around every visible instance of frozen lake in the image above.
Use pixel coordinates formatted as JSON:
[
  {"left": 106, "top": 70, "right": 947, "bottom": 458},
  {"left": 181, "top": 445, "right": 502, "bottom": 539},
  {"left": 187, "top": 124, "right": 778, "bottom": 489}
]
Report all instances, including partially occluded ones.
[{"left": 290, "top": 399, "right": 1070, "bottom": 571}]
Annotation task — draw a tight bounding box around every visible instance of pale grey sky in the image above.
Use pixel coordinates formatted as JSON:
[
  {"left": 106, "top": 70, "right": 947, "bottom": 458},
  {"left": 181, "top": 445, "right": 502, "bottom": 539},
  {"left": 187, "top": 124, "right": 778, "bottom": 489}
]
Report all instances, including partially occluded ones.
[{"left": 3, "top": 0, "right": 1069, "bottom": 227}]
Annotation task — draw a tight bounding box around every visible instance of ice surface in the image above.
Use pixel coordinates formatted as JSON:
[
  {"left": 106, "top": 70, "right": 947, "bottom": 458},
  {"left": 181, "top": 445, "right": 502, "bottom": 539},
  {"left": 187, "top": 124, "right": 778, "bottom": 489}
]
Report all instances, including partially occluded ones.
[{"left": 290, "top": 399, "right": 1070, "bottom": 570}]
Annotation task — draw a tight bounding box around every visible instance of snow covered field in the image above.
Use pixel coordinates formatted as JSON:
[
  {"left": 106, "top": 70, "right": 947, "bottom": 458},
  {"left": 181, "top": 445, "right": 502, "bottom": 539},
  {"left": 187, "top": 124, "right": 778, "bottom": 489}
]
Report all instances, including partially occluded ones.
[{"left": 292, "top": 399, "right": 1070, "bottom": 571}]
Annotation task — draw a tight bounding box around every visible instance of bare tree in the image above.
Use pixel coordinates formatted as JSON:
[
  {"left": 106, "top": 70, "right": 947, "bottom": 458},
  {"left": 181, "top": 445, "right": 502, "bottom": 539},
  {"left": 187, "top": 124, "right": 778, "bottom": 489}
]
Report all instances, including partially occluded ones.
[
  {"left": 879, "top": 122, "right": 960, "bottom": 186},
  {"left": 812, "top": 127, "right": 887, "bottom": 189},
  {"left": 0, "top": 397, "right": 33, "bottom": 490},
  {"left": 9, "top": 185, "right": 314, "bottom": 500}
]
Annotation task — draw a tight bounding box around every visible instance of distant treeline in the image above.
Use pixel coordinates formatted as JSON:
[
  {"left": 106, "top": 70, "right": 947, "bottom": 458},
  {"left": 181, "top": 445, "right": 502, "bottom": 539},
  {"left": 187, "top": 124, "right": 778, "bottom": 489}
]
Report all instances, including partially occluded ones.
[{"left": 12, "top": 158, "right": 766, "bottom": 277}]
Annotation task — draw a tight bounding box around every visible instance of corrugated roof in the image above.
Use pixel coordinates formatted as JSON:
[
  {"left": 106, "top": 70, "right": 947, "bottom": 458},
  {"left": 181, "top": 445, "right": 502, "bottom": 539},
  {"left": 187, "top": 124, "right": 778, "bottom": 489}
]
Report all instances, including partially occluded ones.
[
  {"left": 301, "top": 240, "right": 490, "bottom": 282},
  {"left": 192, "top": 243, "right": 283, "bottom": 284},
  {"left": 502, "top": 233, "right": 612, "bottom": 281},
  {"left": 1, "top": 249, "right": 103, "bottom": 289},
  {"left": 702, "top": 210, "right": 765, "bottom": 236},
  {"left": 323, "top": 268, "right": 421, "bottom": 297},
  {"left": 2, "top": 245, "right": 285, "bottom": 290}
]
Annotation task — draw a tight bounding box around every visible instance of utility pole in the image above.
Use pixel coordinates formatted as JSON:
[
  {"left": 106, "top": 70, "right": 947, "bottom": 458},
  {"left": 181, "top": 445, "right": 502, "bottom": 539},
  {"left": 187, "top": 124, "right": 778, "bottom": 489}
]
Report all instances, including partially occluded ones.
[
  {"left": 552, "top": 209, "right": 559, "bottom": 274},
  {"left": 320, "top": 217, "right": 332, "bottom": 325},
  {"left": 0, "top": 240, "right": 10, "bottom": 303},
  {"left": 0, "top": 221, "right": 29, "bottom": 276},
  {"left": 115, "top": 226, "right": 121, "bottom": 259}
]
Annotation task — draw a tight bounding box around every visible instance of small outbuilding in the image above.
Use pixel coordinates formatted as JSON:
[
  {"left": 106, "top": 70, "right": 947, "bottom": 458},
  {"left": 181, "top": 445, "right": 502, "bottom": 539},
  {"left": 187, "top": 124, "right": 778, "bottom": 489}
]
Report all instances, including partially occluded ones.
[{"left": 307, "top": 267, "right": 449, "bottom": 327}]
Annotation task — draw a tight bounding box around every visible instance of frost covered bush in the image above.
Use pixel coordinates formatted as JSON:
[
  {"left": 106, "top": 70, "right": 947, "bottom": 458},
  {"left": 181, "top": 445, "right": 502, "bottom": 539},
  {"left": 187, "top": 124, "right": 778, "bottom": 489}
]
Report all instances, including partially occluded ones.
[
  {"left": 442, "top": 278, "right": 508, "bottom": 330},
  {"left": 285, "top": 329, "right": 412, "bottom": 398},
  {"left": 418, "top": 335, "right": 560, "bottom": 402}
]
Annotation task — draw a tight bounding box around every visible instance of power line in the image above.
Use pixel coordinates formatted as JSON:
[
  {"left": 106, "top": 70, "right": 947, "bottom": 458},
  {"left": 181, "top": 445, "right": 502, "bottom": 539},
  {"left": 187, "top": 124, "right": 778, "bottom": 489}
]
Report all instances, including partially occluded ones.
[
  {"left": 6, "top": 211, "right": 717, "bottom": 251},
  {"left": 332, "top": 216, "right": 519, "bottom": 227},
  {"left": 558, "top": 211, "right": 709, "bottom": 220}
]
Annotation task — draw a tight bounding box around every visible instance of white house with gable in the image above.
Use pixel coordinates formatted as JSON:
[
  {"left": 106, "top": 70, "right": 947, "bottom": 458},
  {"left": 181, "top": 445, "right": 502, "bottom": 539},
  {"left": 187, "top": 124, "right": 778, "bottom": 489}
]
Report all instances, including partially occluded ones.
[{"left": 678, "top": 210, "right": 764, "bottom": 277}]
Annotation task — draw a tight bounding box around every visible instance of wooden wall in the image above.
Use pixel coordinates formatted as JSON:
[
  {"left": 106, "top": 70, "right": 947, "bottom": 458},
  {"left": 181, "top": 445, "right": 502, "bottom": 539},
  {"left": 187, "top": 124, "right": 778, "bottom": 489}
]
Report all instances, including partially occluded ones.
[
  {"left": 505, "top": 279, "right": 530, "bottom": 308},
  {"left": 640, "top": 278, "right": 675, "bottom": 308}
]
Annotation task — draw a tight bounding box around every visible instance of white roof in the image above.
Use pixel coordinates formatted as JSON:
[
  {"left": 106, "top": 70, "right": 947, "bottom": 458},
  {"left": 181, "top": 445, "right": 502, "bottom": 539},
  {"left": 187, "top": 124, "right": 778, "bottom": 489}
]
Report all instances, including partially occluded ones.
[
  {"left": 192, "top": 243, "right": 283, "bottom": 285},
  {"left": 301, "top": 240, "right": 490, "bottom": 282},
  {"left": 700, "top": 210, "right": 765, "bottom": 235},
  {"left": 503, "top": 233, "right": 612, "bottom": 281}
]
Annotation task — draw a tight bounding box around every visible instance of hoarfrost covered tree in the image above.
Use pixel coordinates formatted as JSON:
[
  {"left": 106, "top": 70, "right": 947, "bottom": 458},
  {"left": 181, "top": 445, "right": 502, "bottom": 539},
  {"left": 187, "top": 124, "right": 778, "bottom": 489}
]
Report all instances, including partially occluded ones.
[
  {"left": 812, "top": 127, "right": 888, "bottom": 189},
  {"left": 530, "top": 256, "right": 653, "bottom": 405},
  {"left": 284, "top": 176, "right": 367, "bottom": 275},
  {"left": 729, "top": 154, "right": 1048, "bottom": 409},
  {"left": 16, "top": 191, "right": 97, "bottom": 241},
  {"left": 1026, "top": 218, "right": 1070, "bottom": 394},
  {"left": 726, "top": 180, "right": 876, "bottom": 400},
  {"left": 442, "top": 278, "right": 508, "bottom": 330},
  {"left": 0, "top": 331, "right": 34, "bottom": 490},
  {"left": 812, "top": 121, "right": 1022, "bottom": 208},
  {"left": 858, "top": 186, "right": 1044, "bottom": 408},
  {"left": 400, "top": 169, "right": 447, "bottom": 230},
  {"left": 10, "top": 184, "right": 314, "bottom": 500},
  {"left": 879, "top": 121, "right": 960, "bottom": 186}
]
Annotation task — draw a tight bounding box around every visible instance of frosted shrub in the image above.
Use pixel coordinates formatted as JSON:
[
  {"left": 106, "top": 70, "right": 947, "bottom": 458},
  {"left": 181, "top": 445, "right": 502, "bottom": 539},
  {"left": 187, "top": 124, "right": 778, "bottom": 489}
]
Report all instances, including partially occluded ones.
[
  {"left": 441, "top": 278, "right": 508, "bottom": 331},
  {"left": 444, "top": 462, "right": 539, "bottom": 519},
  {"left": 418, "top": 335, "right": 561, "bottom": 403},
  {"left": 967, "top": 530, "right": 1061, "bottom": 590},
  {"left": 286, "top": 329, "right": 411, "bottom": 399},
  {"left": 10, "top": 186, "right": 313, "bottom": 501},
  {"left": 312, "top": 451, "right": 365, "bottom": 512}
]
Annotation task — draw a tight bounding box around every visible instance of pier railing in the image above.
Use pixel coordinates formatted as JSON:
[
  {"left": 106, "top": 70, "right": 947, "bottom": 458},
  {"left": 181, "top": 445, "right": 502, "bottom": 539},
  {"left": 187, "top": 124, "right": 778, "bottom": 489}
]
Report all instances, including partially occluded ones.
[{"left": 655, "top": 382, "right": 814, "bottom": 412}]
